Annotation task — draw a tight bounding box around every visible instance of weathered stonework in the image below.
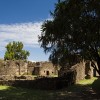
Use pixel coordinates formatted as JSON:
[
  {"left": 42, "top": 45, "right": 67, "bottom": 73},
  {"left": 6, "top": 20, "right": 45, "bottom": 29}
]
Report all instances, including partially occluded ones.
[
  {"left": 71, "top": 61, "right": 86, "bottom": 82},
  {"left": 0, "top": 60, "right": 28, "bottom": 75},
  {"left": 0, "top": 60, "right": 58, "bottom": 77},
  {"left": 33, "top": 62, "right": 58, "bottom": 76},
  {"left": 0, "top": 59, "right": 98, "bottom": 82},
  {"left": 58, "top": 60, "right": 97, "bottom": 82}
]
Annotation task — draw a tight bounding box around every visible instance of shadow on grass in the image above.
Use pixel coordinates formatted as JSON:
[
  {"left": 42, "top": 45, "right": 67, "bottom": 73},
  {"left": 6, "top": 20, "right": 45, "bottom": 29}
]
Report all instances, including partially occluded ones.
[
  {"left": 0, "top": 86, "right": 52, "bottom": 100},
  {"left": 0, "top": 83, "right": 100, "bottom": 100},
  {"left": 92, "top": 77, "right": 100, "bottom": 95}
]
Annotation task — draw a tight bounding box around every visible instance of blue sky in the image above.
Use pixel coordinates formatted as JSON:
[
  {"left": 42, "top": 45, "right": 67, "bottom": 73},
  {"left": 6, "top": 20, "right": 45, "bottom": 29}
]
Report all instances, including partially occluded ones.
[{"left": 0, "top": 0, "right": 57, "bottom": 62}]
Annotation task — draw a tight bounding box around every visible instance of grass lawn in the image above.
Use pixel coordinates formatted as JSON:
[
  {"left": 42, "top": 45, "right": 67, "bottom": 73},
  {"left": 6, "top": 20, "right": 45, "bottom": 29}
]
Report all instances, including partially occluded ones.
[
  {"left": 77, "top": 77, "right": 97, "bottom": 85},
  {"left": 65, "top": 77, "right": 98, "bottom": 92},
  {"left": 0, "top": 77, "right": 99, "bottom": 100},
  {"left": 0, "top": 86, "right": 54, "bottom": 100},
  {"left": 92, "top": 77, "right": 100, "bottom": 94}
]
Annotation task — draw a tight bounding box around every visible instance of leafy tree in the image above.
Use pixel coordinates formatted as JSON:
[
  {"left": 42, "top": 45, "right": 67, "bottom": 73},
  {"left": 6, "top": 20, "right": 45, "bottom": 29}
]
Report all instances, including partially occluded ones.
[
  {"left": 39, "top": 0, "right": 100, "bottom": 75},
  {"left": 4, "top": 41, "right": 30, "bottom": 60}
]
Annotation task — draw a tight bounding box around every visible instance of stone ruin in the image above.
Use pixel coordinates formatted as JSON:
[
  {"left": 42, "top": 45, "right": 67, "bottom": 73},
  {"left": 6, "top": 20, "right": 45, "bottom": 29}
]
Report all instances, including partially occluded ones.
[
  {"left": 0, "top": 60, "right": 58, "bottom": 80},
  {"left": 0, "top": 60, "right": 28, "bottom": 76},
  {"left": 0, "top": 59, "right": 98, "bottom": 82},
  {"left": 33, "top": 62, "right": 58, "bottom": 76},
  {"left": 58, "top": 60, "right": 98, "bottom": 83},
  {"left": 0, "top": 59, "right": 99, "bottom": 90}
]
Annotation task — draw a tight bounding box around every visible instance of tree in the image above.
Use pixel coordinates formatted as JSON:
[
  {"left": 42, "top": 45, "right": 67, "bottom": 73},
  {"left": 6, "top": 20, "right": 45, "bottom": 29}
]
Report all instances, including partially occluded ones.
[
  {"left": 39, "top": 0, "right": 100, "bottom": 75},
  {"left": 4, "top": 41, "right": 30, "bottom": 60}
]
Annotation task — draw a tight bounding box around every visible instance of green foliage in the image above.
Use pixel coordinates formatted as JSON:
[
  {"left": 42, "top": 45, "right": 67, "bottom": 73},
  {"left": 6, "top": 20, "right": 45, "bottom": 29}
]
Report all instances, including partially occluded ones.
[
  {"left": 39, "top": 0, "right": 100, "bottom": 74},
  {"left": 4, "top": 41, "right": 30, "bottom": 60}
]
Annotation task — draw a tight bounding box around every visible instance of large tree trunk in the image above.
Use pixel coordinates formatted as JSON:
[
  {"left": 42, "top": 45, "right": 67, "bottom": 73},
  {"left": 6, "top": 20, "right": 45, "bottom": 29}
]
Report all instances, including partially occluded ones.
[
  {"left": 91, "top": 59, "right": 100, "bottom": 76},
  {"left": 96, "top": 57, "right": 100, "bottom": 76}
]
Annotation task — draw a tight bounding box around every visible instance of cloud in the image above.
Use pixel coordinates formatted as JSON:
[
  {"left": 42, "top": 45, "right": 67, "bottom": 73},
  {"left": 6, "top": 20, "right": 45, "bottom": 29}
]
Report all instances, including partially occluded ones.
[{"left": 0, "top": 21, "right": 43, "bottom": 51}]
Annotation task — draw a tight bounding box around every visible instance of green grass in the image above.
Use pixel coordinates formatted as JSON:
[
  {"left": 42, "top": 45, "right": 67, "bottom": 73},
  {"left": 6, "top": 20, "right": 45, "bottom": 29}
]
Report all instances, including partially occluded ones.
[
  {"left": 0, "top": 85, "right": 10, "bottom": 90},
  {"left": 77, "top": 77, "right": 97, "bottom": 85},
  {"left": 50, "top": 74, "right": 58, "bottom": 77},
  {"left": 0, "top": 85, "right": 54, "bottom": 100},
  {"left": 63, "top": 77, "right": 98, "bottom": 92},
  {"left": 0, "top": 77, "right": 99, "bottom": 100},
  {"left": 92, "top": 77, "right": 100, "bottom": 94}
]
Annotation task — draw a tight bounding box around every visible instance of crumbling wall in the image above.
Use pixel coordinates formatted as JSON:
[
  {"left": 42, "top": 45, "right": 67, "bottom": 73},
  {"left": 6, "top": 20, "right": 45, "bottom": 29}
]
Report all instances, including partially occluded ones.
[
  {"left": 0, "top": 60, "right": 7, "bottom": 75},
  {"left": 85, "top": 61, "right": 94, "bottom": 78},
  {"left": 0, "top": 60, "right": 58, "bottom": 77},
  {"left": 0, "top": 60, "right": 28, "bottom": 75},
  {"left": 58, "top": 60, "right": 95, "bottom": 83},
  {"left": 71, "top": 61, "right": 86, "bottom": 82},
  {"left": 27, "top": 61, "right": 35, "bottom": 75},
  {"left": 40, "top": 62, "right": 58, "bottom": 76},
  {"left": 33, "top": 62, "right": 58, "bottom": 76}
]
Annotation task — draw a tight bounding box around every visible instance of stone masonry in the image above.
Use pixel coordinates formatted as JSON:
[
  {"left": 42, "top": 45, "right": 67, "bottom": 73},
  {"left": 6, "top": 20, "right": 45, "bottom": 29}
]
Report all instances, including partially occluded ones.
[{"left": 0, "top": 60, "right": 58, "bottom": 76}]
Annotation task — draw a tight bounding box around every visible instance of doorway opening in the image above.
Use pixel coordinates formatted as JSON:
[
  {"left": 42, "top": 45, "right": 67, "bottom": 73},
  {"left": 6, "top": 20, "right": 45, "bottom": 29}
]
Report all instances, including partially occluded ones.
[{"left": 46, "top": 71, "right": 49, "bottom": 75}]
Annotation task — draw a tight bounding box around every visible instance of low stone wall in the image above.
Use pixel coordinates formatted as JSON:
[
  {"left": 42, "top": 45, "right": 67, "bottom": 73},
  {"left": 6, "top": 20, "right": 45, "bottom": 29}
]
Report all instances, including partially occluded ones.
[
  {"left": 0, "top": 75, "right": 14, "bottom": 80},
  {"left": 0, "top": 71, "right": 75, "bottom": 90},
  {"left": 0, "top": 77, "right": 68, "bottom": 90},
  {"left": 0, "top": 75, "right": 35, "bottom": 81}
]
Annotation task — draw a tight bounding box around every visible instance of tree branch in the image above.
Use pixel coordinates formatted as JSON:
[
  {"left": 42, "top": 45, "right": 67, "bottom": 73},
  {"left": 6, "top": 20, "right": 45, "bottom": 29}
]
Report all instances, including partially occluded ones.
[{"left": 91, "top": 61, "right": 99, "bottom": 72}]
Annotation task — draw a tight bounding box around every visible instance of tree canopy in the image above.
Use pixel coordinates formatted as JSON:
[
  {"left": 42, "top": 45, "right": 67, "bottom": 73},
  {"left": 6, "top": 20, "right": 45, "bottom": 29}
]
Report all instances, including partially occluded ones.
[
  {"left": 4, "top": 41, "right": 30, "bottom": 60},
  {"left": 39, "top": 0, "right": 100, "bottom": 74}
]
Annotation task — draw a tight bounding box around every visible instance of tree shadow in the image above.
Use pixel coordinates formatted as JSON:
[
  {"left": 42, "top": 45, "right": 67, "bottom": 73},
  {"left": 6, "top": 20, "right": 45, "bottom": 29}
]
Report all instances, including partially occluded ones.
[
  {"left": 92, "top": 77, "right": 100, "bottom": 95},
  {"left": 0, "top": 86, "right": 51, "bottom": 100},
  {"left": 0, "top": 86, "right": 31, "bottom": 100},
  {"left": 48, "top": 84, "right": 100, "bottom": 100},
  {"left": 0, "top": 83, "right": 100, "bottom": 100}
]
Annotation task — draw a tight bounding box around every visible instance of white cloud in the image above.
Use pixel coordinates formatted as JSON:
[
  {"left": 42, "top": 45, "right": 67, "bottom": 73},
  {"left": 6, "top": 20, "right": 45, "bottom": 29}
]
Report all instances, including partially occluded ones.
[{"left": 0, "top": 22, "right": 43, "bottom": 51}]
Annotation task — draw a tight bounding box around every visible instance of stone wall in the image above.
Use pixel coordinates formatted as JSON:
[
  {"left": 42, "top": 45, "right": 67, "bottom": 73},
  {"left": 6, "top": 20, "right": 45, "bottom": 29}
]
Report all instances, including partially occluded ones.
[
  {"left": 27, "top": 61, "right": 35, "bottom": 75},
  {"left": 0, "top": 60, "right": 7, "bottom": 75},
  {"left": 0, "top": 60, "right": 28, "bottom": 75},
  {"left": 33, "top": 62, "right": 58, "bottom": 76},
  {"left": 0, "top": 77, "right": 73, "bottom": 90},
  {"left": 0, "top": 59, "right": 98, "bottom": 90},
  {"left": 71, "top": 61, "right": 85, "bottom": 82},
  {"left": 0, "top": 59, "right": 97, "bottom": 83},
  {"left": 58, "top": 60, "right": 96, "bottom": 83},
  {"left": 0, "top": 60, "right": 58, "bottom": 77},
  {"left": 85, "top": 61, "right": 94, "bottom": 78}
]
